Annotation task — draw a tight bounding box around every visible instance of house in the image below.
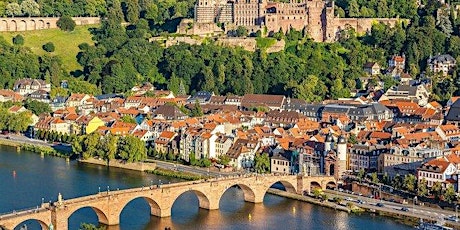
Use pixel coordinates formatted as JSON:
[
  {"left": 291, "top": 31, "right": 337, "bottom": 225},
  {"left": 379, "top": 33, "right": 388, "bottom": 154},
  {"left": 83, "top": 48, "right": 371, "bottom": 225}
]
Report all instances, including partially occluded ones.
[
  {"left": 155, "top": 131, "right": 178, "bottom": 155},
  {"left": 388, "top": 54, "right": 405, "bottom": 70},
  {"left": 131, "top": 82, "right": 155, "bottom": 95},
  {"left": 427, "top": 54, "right": 456, "bottom": 76},
  {"left": 445, "top": 99, "right": 460, "bottom": 126},
  {"left": 435, "top": 124, "right": 460, "bottom": 142},
  {"left": 132, "top": 129, "right": 155, "bottom": 146},
  {"left": 13, "top": 78, "right": 51, "bottom": 96},
  {"left": 153, "top": 104, "right": 188, "bottom": 120},
  {"left": 0, "top": 90, "right": 23, "bottom": 102},
  {"left": 241, "top": 94, "right": 285, "bottom": 110},
  {"left": 66, "top": 94, "right": 91, "bottom": 108},
  {"left": 380, "top": 84, "right": 430, "bottom": 106},
  {"left": 418, "top": 156, "right": 457, "bottom": 188},
  {"left": 85, "top": 116, "right": 106, "bottom": 134},
  {"left": 27, "top": 90, "right": 50, "bottom": 103},
  {"left": 226, "top": 138, "right": 260, "bottom": 170},
  {"left": 271, "top": 153, "right": 291, "bottom": 174},
  {"left": 187, "top": 91, "right": 214, "bottom": 104},
  {"left": 363, "top": 62, "right": 381, "bottom": 76}
]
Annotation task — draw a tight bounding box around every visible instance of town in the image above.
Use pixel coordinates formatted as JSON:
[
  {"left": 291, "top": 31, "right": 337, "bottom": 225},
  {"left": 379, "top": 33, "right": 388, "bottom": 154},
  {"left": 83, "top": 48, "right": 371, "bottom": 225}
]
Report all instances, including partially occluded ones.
[{"left": 1, "top": 52, "right": 460, "bottom": 209}]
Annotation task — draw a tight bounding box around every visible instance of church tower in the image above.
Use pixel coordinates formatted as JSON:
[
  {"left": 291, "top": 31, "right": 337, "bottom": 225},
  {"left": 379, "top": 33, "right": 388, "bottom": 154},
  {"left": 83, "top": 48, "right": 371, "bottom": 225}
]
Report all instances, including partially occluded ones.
[{"left": 336, "top": 135, "right": 347, "bottom": 180}]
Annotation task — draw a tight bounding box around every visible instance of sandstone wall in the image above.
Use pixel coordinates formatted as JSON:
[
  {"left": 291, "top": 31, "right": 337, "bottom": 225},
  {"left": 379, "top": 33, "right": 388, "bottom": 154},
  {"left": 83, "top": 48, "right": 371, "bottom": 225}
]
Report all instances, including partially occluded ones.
[{"left": 0, "top": 17, "right": 100, "bottom": 32}]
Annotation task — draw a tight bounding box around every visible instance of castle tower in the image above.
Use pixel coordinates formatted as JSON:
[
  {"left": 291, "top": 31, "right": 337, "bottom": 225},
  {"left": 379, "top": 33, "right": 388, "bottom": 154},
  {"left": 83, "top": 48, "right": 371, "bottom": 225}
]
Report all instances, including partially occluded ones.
[
  {"left": 306, "top": 0, "right": 325, "bottom": 42},
  {"left": 336, "top": 135, "right": 347, "bottom": 180},
  {"left": 195, "top": 0, "right": 217, "bottom": 23}
]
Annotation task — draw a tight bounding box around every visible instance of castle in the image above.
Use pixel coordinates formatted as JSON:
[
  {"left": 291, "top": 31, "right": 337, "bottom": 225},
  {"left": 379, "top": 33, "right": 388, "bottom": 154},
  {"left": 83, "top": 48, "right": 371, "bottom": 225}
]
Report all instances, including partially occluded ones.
[{"left": 190, "top": 0, "right": 404, "bottom": 42}]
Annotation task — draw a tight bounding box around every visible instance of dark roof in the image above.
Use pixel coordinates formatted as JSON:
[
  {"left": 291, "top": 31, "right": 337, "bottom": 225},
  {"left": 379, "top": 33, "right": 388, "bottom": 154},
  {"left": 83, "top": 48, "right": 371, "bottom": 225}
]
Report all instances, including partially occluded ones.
[
  {"left": 428, "top": 54, "right": 455, "bottom": 64},
  {"left": 446, "top": 100, "right": 460, "bottom": 121},
  {"left": 96, "top": 93, "right": 124, "bottom": 100},
  {"left": 241, "top": 94, "right": 285, "bottom": 109},
  {"left": 154, "top": 104, "right": 187, "bottom": 120}
]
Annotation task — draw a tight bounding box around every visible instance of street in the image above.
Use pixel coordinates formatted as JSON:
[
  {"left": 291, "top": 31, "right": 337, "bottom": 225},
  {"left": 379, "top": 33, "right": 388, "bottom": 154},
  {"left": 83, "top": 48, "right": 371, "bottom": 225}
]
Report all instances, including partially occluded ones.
[
  {"left": 145, "top": 158, "right": 241, "bottom": 178},
  {"left": 324, "top": 189, "right": 460, "bottom": 227}
]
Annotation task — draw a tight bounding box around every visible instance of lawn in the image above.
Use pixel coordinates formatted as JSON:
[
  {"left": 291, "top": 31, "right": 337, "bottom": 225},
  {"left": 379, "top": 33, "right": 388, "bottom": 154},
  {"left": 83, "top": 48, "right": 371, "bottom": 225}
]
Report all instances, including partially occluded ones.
[{"left": 0, "top": 25, "right": 96, "bottom": 72}]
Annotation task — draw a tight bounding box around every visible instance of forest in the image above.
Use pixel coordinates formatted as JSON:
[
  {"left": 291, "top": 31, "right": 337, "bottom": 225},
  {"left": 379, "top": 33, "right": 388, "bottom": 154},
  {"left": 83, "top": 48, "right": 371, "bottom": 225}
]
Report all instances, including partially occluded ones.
[{"left": 1, "top": 0, "right": 460, "bottom": 103}]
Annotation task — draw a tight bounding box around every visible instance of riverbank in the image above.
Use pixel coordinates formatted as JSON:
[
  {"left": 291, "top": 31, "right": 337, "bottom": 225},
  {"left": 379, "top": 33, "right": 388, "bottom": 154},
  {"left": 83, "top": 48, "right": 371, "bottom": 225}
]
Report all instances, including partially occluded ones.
[
  {"left": 266, "top": 188, "right": 351, "bottom": 213},
  {"left": 78, "top": 158, "right": 157, "bottom": 172},
  {"left": 145, "top": 168, "right": 207, "bottom": 181},
  {"left": 0, "top": 138, "right": 70, "bottom": 158}
]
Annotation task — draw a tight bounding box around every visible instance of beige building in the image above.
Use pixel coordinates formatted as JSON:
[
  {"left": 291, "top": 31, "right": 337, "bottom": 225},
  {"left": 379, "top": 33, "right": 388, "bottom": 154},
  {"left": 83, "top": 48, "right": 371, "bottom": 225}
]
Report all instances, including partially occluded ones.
[{"left": 271, "top": 154, "right": 291, "bottom": 174}]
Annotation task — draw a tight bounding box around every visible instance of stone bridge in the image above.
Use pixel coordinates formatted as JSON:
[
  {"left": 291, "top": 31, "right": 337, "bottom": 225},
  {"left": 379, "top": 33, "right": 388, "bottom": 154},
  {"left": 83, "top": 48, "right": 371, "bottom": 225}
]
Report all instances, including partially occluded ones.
[
  {"left": 0, "top": 17, "right": 100, "bottom": 32},
  {"left": 0, "top": 174, "right": 335, "bottom": 230}
]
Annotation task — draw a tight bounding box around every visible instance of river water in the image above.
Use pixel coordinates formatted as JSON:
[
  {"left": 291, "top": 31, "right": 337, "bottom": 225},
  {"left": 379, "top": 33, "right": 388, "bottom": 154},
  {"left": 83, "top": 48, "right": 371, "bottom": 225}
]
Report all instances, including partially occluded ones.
[{"left": 0, "top": 145, "right": 413, "bottom": 230}]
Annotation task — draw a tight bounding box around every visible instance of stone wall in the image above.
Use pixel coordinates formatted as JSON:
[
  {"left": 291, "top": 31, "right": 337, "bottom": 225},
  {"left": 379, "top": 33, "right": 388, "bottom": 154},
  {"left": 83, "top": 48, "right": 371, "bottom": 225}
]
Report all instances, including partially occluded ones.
[
  {"left": 79, "top": 158, "right": 156, "bottom": 172},
  {"left": 0, "top": 17, "right": 100, "bottom": 32}
]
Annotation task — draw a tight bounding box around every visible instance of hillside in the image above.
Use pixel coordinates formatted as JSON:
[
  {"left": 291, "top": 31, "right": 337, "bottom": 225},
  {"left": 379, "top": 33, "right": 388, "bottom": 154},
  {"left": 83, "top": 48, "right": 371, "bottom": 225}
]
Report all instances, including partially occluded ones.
[{"left": 0, "top": 25, "right": 96, "bottom": 72}]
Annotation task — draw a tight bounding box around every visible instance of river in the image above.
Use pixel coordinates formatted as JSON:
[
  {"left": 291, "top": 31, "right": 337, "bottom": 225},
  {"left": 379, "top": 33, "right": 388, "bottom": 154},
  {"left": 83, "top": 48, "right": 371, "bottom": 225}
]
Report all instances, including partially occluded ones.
[{"left": 0, "top": 145, "right": 413, "bottom": 230}]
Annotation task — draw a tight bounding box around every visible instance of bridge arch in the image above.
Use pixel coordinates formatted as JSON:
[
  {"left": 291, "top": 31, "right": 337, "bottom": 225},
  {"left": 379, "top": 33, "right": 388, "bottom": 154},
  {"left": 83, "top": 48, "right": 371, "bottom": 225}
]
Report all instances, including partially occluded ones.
[
  {"left": 323, "top": 180, "right": 337, "bottom": 190},
  {"left": 219, "top": 183, "right": 257, "bottom": 204},
  {"left": 119, "top": 196, "right": 162, "bottom": 217},
  {"left": 171, "top": 189, "right": 213, "bottom": 211},
  {"left": 67, "top": 205, "right": 109, "bottom": 227},
  {"left": 13, "top": 219, "right": 48, "bottom": 230},
  {"left": 265, "top": 180, "right": 297, "bottom": 194}
]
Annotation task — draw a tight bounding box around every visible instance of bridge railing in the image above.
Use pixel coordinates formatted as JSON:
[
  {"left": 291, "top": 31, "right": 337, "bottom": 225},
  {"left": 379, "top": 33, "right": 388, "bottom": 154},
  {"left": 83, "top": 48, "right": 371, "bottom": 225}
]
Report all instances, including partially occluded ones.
[{"left": 0, "top": 206, "right": 48, "bottom": 220}]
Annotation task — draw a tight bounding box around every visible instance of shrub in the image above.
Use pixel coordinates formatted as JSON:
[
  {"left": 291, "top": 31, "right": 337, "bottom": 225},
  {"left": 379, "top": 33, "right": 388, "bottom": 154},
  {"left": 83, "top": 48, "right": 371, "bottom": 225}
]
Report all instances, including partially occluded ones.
[
  {"left": 57, "top": 16, "right": 76, "bottom": 32},
  {"left": 42, "top": 42, "right": 55, "bottom": 52},
  {"left": 12, "top": 34, "right": 24, "bottom": 45}
]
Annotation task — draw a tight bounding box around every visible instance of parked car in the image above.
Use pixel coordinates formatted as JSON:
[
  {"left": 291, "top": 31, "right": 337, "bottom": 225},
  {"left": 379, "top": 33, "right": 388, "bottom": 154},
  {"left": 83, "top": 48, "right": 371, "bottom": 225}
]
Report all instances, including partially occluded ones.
[
  {"left": 400, "top": 207, "right": 409, "bottom": 212},
  {"left": 445, "top": 216, "right": 459, "bottom": 222},
  {"left": 356, "top": 200, "right": 365, "bottom": 204},
  {"left": 376, "top": 203, "right": 384, "bottom": 207}
]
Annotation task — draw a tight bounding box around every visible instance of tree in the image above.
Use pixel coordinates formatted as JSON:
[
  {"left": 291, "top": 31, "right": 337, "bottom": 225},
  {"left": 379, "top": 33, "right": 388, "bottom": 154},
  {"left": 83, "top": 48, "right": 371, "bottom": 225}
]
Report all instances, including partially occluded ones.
[
  {"left": 235, "top": 26, "right": 248, "bottom": 37},
  {"left": 81, "top": 132, "right": 101, "bottom": 159},
  {"left": 357, "top": 168, "right": 365, "bottom": 181},
  {"left": 348, "top": 0, "right": 359, "bottom": 17},
  {"left": 5, "top": 3, "right": 21, "bottom": 17},
  {"left": 392, "top": 174, "right": 403, "bottom": 190},
  {"left": 80, "top": 223, "right": 106, "bottom": 230},
  {"left": 382, "top": 173, "right": 390, "bottom": 185},
  {"left": 7, "top": 112, "right": 32, "bottom": 133},
  {"left": 117, "top": 135, "right": 147, "bottom": 162},
  {"left": 124, "top": 0, "right": 140, "bottom": 23},
  {"left": 437, "top": 8, "right": 453, "bottom": 37},
  {"left": 42, "top": 42, "right": 55, "bottom": 52},
  {"left": 218, "top": 154, "right": 230, "bottom": 166},
  {"left": 403, "top": 174, "right": 417, "bottom": 193},
  {"left": 121, "top": 115, "right": 136, "bottom": 124},
  {"left": 24, "top": 99, "right": 52, "bottom": 115},
  {"left": 100, "top": 134, "right": 118, "bottom": 163},
  {"left": 371, "top": 172, "right": 379, "bottom": 184},
  {"left": 444, "top": 185, "right": 457, "bottom": 203},
  {"left": 20, "top": 0, "right": 40, "bottom": 16},
  {"left": 13, "top": 35, "right": 24, "bottom": 46},
  {"left": 313, "top": 188, "right": 322, "bottom": 198},
  {"left": 57, "top": 16, "right": 76, "bottom": 32},
  {"left": 254, "top": 152, "right": 270, "bottom": 173},
  {"left": 431, "top": 181, "right": 443, "bottom": 200},
  {"left": 190, "top": 100, "right": 203, "bottom": 117}
]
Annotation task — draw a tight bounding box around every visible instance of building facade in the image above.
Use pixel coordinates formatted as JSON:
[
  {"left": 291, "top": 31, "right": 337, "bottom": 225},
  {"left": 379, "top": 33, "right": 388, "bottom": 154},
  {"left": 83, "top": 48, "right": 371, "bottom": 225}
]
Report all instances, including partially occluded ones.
[{"left": 192, "top": 0, "right": 403, "bottom": 42}]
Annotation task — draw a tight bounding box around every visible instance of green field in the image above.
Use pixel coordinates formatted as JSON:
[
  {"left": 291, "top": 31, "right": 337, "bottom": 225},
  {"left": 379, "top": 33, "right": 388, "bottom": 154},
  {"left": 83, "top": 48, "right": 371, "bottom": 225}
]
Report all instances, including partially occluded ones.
[{"left": 0, "top": 25, "right": 96, "bottom": 72}]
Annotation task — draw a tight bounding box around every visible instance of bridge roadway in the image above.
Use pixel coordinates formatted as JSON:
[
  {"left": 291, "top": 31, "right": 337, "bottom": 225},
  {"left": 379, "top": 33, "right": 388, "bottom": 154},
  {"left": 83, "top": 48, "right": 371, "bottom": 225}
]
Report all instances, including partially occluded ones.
[{"left": 0, "top": 174, "right": 335, "bottom": 230}]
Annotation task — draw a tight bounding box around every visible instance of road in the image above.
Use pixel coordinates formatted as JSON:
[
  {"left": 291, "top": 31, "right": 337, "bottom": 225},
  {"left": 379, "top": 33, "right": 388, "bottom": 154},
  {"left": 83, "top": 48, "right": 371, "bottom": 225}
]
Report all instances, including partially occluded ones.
[
  {"left": 324, "top": 189, "right": 460, "bottom": 227},
  {"left": 145, "top": 158, "right": 241, "bottom": 178}
]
